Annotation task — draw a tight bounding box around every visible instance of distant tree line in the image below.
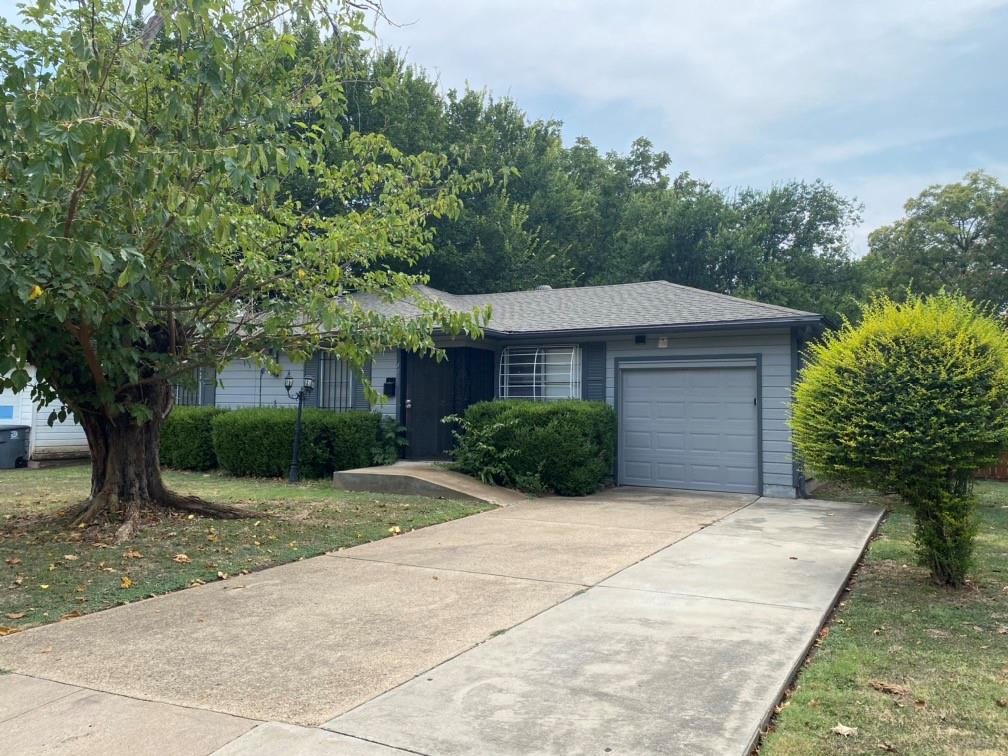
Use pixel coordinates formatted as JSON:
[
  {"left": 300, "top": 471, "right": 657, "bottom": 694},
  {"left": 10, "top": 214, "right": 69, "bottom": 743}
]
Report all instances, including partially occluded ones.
[{"left": 300, "top": 30, "right": 1008, "bottom": 326}]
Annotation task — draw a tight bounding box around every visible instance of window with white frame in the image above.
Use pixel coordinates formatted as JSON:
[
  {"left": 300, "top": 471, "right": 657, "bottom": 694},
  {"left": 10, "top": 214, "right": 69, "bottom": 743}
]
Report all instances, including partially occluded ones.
[{"left": 499, "top": 346, "right": 581, "bottom": 401}]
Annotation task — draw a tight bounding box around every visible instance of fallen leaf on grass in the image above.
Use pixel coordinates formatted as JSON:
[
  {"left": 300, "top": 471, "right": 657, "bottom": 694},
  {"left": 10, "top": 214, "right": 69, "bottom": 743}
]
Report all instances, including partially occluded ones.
[
  {"left": 39, "top": 584, "right": 49, "bottom": 589},
  {"left": 5, "top": 558, "right": 22, "bottom": 566},
  {"left": 63, "top": 554, "right": 78, "bottom": 561},
  {"left": 832, "top": 723, "right": 858, "bottom": 737},
  {"left": 120, "top": 575, "right": 133, "bottom": 589},
  {"left": 173, "top": 553, "right": 191, "bottom": 564},
  {"left": 59, "top": 611, "right": 82, "bottom": 621},
  {"left": 5, "top": 611, "right": 26, "bottom": 620},
  {"left": 217, "top": 571, "right": 229, "bottom": 580},
  {"left": 0, "top": 626, "right": 20, "bottom": 636},
  {"left": 869, "top": 680, "right": 911, "bottom": 698},
  {"left": 123, "top": 550, "right": 143, "bottom": 559},
  {"left": 879, "top": 743, "right": 899, "bottom": 753},
  {"left": 996, "top": 699, "right": 1007, "bottom": 708},
  {"left": 388, "top": 526, "right": 401, "bottom": 535}
]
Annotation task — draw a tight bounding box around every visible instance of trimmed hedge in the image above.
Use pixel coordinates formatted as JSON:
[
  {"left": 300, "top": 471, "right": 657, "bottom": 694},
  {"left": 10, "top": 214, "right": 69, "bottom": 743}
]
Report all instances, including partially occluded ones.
[
  {"left": 211, "top": 409, "right": 382, "bottom": 479},
  {"left": 452, "top": 400, "right": 616, "bottom": 496},
  {"left": 160, "top": 406, "right": 227, "bottom": 471}
]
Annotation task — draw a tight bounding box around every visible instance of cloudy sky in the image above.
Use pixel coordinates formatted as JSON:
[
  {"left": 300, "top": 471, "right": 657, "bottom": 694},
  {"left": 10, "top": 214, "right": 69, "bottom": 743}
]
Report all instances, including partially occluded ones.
[
  {"left": 2, "top": 0, "right": 1005, "bottom": 253},
  {"left": 371, "top": 0, "right": 1008, "bottom": 253}
]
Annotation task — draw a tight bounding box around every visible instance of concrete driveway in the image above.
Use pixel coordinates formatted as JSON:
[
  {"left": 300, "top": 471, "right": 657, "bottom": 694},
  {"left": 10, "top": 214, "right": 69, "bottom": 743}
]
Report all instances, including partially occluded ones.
[{"left": 0, "top": 488, "right": 883, "bottom": 755}]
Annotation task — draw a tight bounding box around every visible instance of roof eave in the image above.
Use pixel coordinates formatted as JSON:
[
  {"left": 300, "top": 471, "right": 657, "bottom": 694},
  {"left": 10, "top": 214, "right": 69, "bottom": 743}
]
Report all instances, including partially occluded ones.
[{"left": 473, "top": 314, "right": 824, "bottom": 340}]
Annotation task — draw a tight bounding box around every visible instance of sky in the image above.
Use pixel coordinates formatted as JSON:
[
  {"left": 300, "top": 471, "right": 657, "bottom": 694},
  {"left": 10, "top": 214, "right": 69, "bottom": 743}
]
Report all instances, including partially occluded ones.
[
  {"left": 369, "top": 0, "right": 1008, "bottom": 254},
  {"left": 2, "top": 0, "right": 1005, "bottom": 254}
]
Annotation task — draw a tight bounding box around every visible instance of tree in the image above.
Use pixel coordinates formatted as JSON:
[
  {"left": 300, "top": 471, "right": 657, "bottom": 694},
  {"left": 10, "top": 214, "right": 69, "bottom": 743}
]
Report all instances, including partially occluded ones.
[
  {"left": 865, "top": 171, "right": 1008, "bottom": 311},
  {"left": 792, "top": 294, "right": 1008, "bottom": 585},
  {"left": 0, "top": 0, "right": 484, "bottom": 526}
]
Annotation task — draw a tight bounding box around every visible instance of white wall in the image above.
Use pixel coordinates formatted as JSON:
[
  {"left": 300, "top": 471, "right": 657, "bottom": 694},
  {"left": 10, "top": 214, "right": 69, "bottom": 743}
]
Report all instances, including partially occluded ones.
[{"left": 2, "top": 369, "right": 89, "bottom": 460}]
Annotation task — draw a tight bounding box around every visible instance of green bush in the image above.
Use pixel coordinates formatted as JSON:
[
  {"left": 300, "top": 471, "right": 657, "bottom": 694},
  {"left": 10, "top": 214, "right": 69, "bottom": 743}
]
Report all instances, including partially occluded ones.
[
  {"left": 792, "top": 293, "right": 1008, "bottom": 586},
  {"left": 160, "top": 406, "right": 226, "bottom": 471},
  {"left": 449, "top": 400, "right": 616, "bottom": 496},
  {"left": 211, "top": 408, "right": 383, "bottom": 479}
]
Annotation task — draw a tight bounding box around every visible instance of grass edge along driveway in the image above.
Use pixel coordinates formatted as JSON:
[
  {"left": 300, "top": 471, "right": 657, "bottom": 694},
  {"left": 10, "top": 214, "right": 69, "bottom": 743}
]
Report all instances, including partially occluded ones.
[
  {"left": 1, "top": 465, "right": 491, "bottom": 633},
  {"left": 760, "top": 480, "right": 1008, "bottom": 755}
]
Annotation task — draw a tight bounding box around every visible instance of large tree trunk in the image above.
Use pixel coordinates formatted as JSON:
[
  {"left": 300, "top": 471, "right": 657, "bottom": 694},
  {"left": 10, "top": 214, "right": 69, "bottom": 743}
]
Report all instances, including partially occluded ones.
[{"left": 72, "top": 380, "right": 249, "bottom": 528}]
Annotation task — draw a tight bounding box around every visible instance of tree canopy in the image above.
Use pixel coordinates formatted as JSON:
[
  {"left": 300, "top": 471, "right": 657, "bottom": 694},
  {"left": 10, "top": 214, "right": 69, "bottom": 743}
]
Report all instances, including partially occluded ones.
[
  {"left": 865, "top": 171, "right": 1008, "bottom": 312},
  {"left": 0, "top": 0, "right": 485, "bottom": 522}
]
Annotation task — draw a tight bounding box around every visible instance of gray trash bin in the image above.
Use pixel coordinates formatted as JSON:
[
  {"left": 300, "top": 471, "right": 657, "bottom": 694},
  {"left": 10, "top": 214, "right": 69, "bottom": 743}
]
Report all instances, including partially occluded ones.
[{"left": 0, "top": 424, "right": 31, "bottom": 469}]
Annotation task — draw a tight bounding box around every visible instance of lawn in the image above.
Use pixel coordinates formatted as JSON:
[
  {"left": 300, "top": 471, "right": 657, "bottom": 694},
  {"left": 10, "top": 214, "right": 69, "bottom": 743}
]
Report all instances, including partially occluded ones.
[
  {"left": 0, "top": 465, "right": 491, "bottom": 634},
  {"left": 761, "top": 480, "right": 1008, "bottom": 755}
]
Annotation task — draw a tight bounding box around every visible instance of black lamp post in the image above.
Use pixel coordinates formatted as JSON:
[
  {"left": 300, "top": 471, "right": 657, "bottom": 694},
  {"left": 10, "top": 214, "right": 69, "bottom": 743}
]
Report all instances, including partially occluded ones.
[{"left": 285, "top": 371, "right": 315, "bottom": 483}]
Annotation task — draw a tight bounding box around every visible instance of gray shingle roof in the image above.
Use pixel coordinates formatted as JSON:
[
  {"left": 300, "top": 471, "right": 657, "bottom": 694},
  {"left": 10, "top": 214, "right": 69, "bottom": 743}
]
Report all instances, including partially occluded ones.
[{"left": 353, "top": 281, "right": 820, "bottom": 336}]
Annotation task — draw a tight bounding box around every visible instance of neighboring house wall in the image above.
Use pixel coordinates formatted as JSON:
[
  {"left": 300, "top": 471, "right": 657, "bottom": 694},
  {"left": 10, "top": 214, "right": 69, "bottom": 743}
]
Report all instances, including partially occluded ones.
[
  {"left": 2, "top": 369, "right": 89, "bottom": 460},
  {"left": 602, "top": 329, "right": 795, "bottom": 498}
]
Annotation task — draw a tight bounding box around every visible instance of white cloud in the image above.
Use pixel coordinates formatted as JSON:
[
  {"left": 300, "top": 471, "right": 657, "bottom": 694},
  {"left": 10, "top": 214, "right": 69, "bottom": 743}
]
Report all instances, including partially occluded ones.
[{"left": 376, "top": 0, "right": 1008, "bottom": 156}]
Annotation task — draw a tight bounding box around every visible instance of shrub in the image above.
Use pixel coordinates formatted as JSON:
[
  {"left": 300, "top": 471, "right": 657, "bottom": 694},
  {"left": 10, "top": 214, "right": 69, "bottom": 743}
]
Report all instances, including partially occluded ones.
[
  {"left": 449, "top": 400, "right": 617, "bottom": 496},
  {"left": 792, "top": 293, "right": 1008, "bottom": 586},
  {"left": 372, "top": 416, "right": 408, "bottom": 466},
  {"left": 160, "top": 406, "right": 226, "bottom": 471},
  {"left": 211, "top": 408, "right": 382, "bottom": 479}
]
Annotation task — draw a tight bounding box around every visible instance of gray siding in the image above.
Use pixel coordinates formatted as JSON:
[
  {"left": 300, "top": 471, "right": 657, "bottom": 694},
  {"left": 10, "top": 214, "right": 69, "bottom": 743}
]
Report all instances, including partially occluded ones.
[
  {"left": 604, "top": 329, "right": 796, "bottom": 498},
  {"left": 370, "top": 350, "right": 399, "bottom": 419},
  {"left": 216, "top": 355, "right": 303, "bottom": 409}
]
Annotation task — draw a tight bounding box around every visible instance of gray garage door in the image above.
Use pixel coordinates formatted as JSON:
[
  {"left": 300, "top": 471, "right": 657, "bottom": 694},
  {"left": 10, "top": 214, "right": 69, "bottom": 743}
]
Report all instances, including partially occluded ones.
[{"left": 619, "top": 365, "right": 759, "bottom": 494}]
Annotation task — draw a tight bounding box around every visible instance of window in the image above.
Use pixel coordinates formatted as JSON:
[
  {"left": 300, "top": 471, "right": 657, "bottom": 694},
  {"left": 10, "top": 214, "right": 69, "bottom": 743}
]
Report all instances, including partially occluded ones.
[{"left": 499, "top": 346, "right": 581, "bottom": 401}]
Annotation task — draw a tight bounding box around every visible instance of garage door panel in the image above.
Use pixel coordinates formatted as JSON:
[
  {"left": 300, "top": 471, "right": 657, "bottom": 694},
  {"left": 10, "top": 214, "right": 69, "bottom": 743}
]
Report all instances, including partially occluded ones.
[
  {"left": 619, "top": 366, "right": 758, "bottom": 494},
  {"left": 654, "top": 432, "right": 686, "bottom": 451}
]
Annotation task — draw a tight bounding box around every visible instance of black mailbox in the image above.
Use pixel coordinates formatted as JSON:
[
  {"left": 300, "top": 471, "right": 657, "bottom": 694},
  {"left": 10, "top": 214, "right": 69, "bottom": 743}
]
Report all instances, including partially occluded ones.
[{"left": 383, "top": 376, "right": 396, "bottom": 398}]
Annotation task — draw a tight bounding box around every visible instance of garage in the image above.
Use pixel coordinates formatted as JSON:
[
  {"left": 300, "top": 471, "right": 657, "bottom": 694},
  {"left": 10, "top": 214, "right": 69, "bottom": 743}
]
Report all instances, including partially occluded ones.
[{"left": 618, "top": 362, "right": 759, "bottom": 494}]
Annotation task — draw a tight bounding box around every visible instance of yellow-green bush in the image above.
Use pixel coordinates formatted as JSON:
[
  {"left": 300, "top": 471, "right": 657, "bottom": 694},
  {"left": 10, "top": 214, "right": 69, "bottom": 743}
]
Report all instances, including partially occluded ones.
[{"left": 792, "top": 293, "right": 1008, "bottom": 585}]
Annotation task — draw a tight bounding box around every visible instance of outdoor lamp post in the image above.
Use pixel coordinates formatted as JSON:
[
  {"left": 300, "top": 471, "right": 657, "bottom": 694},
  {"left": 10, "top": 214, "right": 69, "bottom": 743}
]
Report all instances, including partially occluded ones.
[{"left": 285, "top": 371, "right": 315, "bottom": 483}]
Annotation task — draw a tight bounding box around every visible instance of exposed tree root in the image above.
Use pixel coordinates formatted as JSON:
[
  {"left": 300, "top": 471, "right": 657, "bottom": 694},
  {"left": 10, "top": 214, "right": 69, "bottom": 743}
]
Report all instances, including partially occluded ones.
[{"left": 70, "top": 490, "right": 256, "bottom": 529}]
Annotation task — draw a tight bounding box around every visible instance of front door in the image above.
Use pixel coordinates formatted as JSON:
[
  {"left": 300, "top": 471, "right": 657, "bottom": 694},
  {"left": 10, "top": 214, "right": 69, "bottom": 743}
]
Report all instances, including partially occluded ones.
[{"left": 402, "top": 348, "right": 494, "bottom": 459}]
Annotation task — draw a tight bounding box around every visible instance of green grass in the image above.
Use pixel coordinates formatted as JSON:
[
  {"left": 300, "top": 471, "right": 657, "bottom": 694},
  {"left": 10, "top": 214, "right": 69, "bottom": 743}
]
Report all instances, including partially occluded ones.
[
  {"left": 0, "top": 465, "right": 490, "bottom": 633},
  {"left": 761, "top": 480, "right": 1008, "bottom": 755}
]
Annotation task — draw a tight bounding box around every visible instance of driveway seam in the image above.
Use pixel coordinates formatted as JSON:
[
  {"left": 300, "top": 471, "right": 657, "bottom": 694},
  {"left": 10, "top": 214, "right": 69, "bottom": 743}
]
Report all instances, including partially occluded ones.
[
  {"left": 323, "top": 728, "right": 433, "bottom": 756},
  {"left": 481, "top": 511, "right": 743, "bottom": 535},
  {"left": 590, "top": 583, "right": 824, "bottom": 612},
  {"left": 2, "top": 671, "right": 263, "bottom": 727},
  {"left": 326, "top": 554, "right": 591, "bottom": 588},
  {"left": 0, "top": 679, "right": 82, "bottom": 726}
]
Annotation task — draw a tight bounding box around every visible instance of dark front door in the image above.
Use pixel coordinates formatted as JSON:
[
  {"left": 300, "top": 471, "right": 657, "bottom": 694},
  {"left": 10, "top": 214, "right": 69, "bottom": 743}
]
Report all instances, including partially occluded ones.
[{"left": 402, "top": 348, "right": 494, "bottom": 459}]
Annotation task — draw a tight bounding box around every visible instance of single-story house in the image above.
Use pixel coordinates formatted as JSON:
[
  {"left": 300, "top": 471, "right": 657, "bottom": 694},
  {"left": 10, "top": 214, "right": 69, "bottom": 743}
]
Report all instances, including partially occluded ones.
[
  {"left": 338, "top": 281, "right": 822, "bottom": 498},
  {"left": 10, "top": 281, "right": 822, "bottom": 498}
]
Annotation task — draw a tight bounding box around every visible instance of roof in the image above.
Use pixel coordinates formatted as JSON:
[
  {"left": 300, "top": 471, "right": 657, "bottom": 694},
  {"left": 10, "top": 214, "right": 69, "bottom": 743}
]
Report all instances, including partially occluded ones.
[{"left": 352, "top": 281, "right": 821, "bottom": 337}]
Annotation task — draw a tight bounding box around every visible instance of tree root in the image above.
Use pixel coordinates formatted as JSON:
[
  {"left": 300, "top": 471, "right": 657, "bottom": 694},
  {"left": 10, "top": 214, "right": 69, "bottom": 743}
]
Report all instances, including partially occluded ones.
[{"left": 69, "top": 490, "right": 256, "bottom": 528}]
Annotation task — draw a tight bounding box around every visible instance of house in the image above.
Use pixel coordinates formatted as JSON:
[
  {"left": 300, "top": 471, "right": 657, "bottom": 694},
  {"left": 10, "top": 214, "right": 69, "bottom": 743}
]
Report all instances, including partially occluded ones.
[
  {"left": 340, "top": 280, "right": 821, "bottom": 498},
  {"left": 11, "top": 281, "right": 822, "bottom": 498}
]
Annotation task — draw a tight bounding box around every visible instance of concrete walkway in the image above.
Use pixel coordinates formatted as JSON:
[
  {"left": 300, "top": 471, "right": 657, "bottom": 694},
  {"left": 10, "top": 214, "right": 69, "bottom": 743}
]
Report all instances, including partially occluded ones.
[
  {"left": 333, "top": 460, "right": 531, "bottom": 506},
  {"left": 0, "top": 491, "right": 882, "bottom": 755}
]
